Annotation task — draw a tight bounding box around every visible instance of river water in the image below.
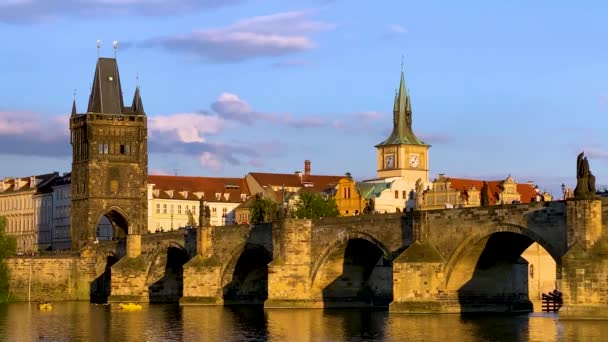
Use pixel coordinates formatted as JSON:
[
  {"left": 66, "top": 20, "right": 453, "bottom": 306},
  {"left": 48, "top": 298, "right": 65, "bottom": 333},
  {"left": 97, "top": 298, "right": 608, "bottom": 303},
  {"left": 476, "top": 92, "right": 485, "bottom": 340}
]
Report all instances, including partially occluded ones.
[{"left": 1, "top": 302, "right": 608, "bottom": 341}]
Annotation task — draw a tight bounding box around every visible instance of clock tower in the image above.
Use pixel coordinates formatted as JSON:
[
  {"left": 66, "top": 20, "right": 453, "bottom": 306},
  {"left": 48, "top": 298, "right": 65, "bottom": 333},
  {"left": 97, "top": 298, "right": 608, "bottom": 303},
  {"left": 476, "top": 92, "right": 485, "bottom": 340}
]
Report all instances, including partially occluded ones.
[{"left": 375, "top": 68, "right": 430, "bottom": 183}]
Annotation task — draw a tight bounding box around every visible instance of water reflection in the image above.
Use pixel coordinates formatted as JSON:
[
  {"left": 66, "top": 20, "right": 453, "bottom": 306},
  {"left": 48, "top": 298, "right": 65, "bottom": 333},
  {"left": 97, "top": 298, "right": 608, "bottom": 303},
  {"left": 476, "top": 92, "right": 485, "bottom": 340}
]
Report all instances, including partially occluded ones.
[{"left": 1, "top": 302, "right": 608, "bottom": 341}]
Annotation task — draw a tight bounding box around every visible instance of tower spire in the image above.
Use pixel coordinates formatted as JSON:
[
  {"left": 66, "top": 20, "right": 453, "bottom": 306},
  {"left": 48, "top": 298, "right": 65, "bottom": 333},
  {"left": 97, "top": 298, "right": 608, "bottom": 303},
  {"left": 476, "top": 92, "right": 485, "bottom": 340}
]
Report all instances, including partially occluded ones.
[
  {"left": 71, "top": 89, "right": 77, "bottom": 117},
  {"left": 131, "top": 85, "right": 145, "bottom": 115},
  {"left": 376, "top": 61, "right": 426, "bottom": 147}
]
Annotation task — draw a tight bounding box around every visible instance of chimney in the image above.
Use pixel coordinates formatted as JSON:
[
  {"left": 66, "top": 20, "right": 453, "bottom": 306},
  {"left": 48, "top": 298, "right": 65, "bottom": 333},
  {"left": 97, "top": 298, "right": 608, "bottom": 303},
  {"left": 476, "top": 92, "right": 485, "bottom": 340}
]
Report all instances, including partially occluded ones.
[{"left": 304, "top": 160, "right": 311, "bottom": 176}]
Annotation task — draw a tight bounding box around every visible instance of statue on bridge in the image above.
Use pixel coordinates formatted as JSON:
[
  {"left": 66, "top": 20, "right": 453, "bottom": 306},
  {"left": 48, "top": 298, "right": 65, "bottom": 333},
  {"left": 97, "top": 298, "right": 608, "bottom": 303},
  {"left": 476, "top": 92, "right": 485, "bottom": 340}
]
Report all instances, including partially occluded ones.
[{"left": 574, "top": 152, "right": 597, "bottom": 199}]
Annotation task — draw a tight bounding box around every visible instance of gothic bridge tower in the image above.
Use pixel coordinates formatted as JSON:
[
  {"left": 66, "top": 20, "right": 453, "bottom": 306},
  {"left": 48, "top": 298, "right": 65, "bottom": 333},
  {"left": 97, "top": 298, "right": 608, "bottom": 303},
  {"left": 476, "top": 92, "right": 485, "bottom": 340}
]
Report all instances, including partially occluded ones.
[{"left": 70, "top": 57, "right": 147, "bottom": 251}]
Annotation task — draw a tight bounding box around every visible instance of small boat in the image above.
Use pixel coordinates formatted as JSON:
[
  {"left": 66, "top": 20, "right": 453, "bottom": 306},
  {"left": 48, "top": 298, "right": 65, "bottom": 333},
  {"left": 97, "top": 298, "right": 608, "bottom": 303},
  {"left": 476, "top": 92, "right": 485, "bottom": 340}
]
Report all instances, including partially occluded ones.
[
  {"left": 119, "top": 303, "right": 142, "bottom": 311},
  {"left": 37, "top": 302, "right": 53, "bottom": 311}
]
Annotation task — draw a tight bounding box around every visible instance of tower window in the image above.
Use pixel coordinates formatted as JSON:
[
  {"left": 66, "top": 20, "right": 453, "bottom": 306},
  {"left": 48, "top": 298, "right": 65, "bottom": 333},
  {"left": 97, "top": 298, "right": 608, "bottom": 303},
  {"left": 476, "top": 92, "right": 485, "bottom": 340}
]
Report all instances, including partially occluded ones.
[
  {"left": 125, "top": 144, "right": 130, "bottom": 154},
  {"left": 119, "top": 144, "right": 126, "bottom": 154},
  {"left": 103, "top": 144, "right": 109, "bottom": 154},
  {"left": 395, "top": 190, "right": 399, "bottom": 199}
]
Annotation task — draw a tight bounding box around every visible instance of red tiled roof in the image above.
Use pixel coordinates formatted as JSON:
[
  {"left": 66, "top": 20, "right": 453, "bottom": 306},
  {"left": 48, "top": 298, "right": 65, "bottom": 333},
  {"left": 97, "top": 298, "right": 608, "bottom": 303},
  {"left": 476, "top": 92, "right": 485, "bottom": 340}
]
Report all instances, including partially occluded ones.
[
  {"left": 516, "top": 183, "right": 538, "bottom": 203},
  {"left": 446, "top": 177, "right": 538, "bottom": 205},
  {"left": 148, "top": 175, "right": 250, "bottom": 202},
  {"left": 1, "top": 173, "right": 59, "bottom": 194},
  {"left": 249, "top": 172, "right": 342, "bottom": 190},
  {"left": 250, "top": 172, "right": 343, "bottom": 199}
]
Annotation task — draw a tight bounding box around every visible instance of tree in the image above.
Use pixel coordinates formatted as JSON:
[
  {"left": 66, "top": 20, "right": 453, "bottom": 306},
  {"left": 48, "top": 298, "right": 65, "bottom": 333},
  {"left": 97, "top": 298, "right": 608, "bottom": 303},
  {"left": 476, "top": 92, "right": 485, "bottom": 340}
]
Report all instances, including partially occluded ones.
[
  {"left": 480, "top": 182, "right": 490, "bottom": 206},
  {"left": 250, "top": 196, "right": 278, "bottom": 224},
  {"left": 292, "top": 192, "right": 339, "bottom": 219},
  {"left": 0, "top": 216, "right": 16, "bottom": 301}
]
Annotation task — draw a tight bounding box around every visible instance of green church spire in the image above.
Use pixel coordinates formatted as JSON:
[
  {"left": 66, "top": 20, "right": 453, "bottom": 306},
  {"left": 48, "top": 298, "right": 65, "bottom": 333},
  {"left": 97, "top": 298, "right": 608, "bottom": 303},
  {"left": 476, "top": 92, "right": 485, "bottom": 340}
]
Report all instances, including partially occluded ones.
[{"left": 376, "top": 64, "right": 427, "bottom": 147}]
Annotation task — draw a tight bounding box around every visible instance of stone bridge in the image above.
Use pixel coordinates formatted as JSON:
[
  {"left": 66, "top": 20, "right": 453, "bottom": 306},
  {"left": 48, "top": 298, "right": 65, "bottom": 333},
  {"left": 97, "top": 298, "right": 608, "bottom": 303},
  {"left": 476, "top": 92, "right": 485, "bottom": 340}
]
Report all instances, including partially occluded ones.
[{"left": 8, "top": 198, "right": 608, "bottom": 318}]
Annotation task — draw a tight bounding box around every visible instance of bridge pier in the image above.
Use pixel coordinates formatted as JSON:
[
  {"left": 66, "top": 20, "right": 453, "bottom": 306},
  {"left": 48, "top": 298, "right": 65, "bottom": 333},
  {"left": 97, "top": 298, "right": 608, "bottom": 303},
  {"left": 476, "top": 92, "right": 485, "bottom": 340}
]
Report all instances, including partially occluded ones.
[
  {"left": 108, "top": 234, "right": 149, "bottom": 303},
  {"left": 265, "top": 219, "right": 317, "bottom": 308},
  {"left": 389, "top": 240, "right": 451, "bottom": 313},
  {"left": 560, "top": 199, "right": 608, "bottom": 319},
  {"left": 180, "top": 226, "right": 224, "bottom": 305}
]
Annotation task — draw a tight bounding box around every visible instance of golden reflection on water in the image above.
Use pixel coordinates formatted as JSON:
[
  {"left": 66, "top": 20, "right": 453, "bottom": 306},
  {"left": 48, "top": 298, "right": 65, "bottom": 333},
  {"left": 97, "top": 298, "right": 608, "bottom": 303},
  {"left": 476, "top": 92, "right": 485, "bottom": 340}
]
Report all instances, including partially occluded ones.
[{"left": 2, "top": 302, "right": 608, "bottom": 341}]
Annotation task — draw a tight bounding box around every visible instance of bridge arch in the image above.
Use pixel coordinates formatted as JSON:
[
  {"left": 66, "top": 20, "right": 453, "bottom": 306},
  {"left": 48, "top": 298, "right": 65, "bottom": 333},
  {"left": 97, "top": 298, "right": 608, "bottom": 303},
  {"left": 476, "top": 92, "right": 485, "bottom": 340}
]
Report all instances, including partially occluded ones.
[
  {"left": 444, "top": 222, "right": 560, "bottom": 287},
  {"left": 310, "top": 230, "right": 391, "bottom": 284},
  {"left": 93, "top": 206, "right": 131, "bottom": 241},
  {"left": 310, "top": 230, "right": 393, "bottom": 307},
  {"left": 221, "top": 242, "right": 272, "bottom": 305},
  {"left": 145, "top": 241, "right": 189, "bottom": 303},
  {"left": 90, "top": 250, "right": 120, "bottom": 303}
]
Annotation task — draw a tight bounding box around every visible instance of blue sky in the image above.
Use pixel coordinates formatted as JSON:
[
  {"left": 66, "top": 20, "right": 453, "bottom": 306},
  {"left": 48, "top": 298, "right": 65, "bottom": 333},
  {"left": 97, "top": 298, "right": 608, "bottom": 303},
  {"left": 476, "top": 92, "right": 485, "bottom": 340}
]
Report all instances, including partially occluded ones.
[{"left": 0, "top": 0, "right": 607, "bottom": 197}]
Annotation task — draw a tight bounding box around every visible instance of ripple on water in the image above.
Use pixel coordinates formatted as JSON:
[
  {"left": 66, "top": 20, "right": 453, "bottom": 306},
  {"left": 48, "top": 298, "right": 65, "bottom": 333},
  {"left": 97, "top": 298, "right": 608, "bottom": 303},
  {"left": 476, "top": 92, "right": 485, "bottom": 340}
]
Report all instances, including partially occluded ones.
[{"left": 2, "top": 303, "right": 608, "bottom": 342}]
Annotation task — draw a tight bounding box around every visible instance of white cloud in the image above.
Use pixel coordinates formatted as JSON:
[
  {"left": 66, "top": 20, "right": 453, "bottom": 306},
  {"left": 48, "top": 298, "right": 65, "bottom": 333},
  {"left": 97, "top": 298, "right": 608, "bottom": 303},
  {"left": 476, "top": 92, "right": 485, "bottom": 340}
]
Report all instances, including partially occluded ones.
[
  {"left": 388, "top": 24, "right": 407, "bottom": 34},
  {"left": 0, "top": 110, "right": 68, "bottom": 140},
  {"left": 148, "top": 113, "right": 224, "bottom": 143},
  {"left": 0, "top": 0, "right": 244, "bottom": 23},
  {"left": 0, "top": 110, "right": 70, "bottom": 156},
  {"left": 142, "top": 11, "right": 335, "bottom": 62},
  {"left": 199, "top": 151, "right": 224, "bottom": 171},
  {"left": 210, "top": 92, "right": 329, "bottom": 128},
  {"left": 584, "top": 147, "right": 608, "bottom": 160}
]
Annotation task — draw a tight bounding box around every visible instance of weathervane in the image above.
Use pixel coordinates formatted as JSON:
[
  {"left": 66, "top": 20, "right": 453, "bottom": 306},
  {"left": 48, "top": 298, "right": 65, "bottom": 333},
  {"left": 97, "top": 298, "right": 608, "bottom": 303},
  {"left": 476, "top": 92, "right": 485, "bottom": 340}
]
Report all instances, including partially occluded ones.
[
  {"left": 96, "top": 39, "right": 101, "bottom": 57},
  {"left": 401, "top": 54, "right": 404, "bottom": 71},
  {"left": 113, "top": 40, "right": 118, "bottom": 58}
]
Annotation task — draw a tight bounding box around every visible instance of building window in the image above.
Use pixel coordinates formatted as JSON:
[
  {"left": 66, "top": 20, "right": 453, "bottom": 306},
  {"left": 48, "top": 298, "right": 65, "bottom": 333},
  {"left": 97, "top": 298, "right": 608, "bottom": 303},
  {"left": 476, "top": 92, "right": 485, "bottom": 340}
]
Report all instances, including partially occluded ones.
[
  {"left": 402, "top": 191, "right": 406, "bottom": 199},
  {"left": 98, "top": 144, "right": 103, "bottom": 154},
  {"left": 103, "top": 143, "right": 109, "bottom": 154},
  {"left": 395, "top": 190, "right": 399, "bottom": 199},
  {"left": 125, "top": 144, "right": 130, "bottom": 154},
  {"left": 156, "top": 204, "right": 160, "bottom": 214},
  {"left": 178, "top": 205, "right": 182, "bottom": 215},
  {"left": 119, "top": 144, "right": 126, "bottom": 154},
  {"left": 347, "top": 188, "right": 351, "bottom": 198},
  {"left": 163, "top": 204, "right": 167, "bottom": 214}
]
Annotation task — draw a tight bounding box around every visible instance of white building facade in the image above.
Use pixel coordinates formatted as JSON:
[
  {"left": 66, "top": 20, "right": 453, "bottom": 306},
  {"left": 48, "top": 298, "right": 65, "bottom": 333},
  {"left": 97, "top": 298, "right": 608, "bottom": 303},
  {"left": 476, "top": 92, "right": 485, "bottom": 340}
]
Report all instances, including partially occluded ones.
[{"left": 0, "top": 173, "right": 58, "bottom": 253}]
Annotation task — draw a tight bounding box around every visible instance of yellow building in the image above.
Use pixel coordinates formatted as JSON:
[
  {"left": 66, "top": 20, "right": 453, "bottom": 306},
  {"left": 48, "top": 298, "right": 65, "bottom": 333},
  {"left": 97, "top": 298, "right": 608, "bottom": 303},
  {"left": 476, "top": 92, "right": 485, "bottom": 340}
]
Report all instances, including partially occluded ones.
[
  {"left": 421, "top": 175, "right": 552, "bottom": 210},
  {"left": 333, "top": 176, "right": 366, "bottom": 216}
]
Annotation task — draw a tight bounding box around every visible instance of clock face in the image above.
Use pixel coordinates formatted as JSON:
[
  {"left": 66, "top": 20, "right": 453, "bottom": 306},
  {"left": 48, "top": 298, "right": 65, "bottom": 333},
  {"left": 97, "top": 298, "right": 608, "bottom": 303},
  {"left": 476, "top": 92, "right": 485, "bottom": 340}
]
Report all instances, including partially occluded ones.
[
  {"left": 409, "top": 154, "right": 420, "bottom": 168},
  {"left": 385, "top": 154, "right": 395, "bottom": 169}
]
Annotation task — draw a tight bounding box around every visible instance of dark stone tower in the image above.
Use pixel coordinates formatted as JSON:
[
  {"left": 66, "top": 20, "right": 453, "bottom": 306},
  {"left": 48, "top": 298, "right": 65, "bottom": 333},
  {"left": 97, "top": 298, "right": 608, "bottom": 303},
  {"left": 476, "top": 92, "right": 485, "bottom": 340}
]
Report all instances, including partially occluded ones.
[{"left": 70, "top": 57, "right": 148, "bottom": 250}]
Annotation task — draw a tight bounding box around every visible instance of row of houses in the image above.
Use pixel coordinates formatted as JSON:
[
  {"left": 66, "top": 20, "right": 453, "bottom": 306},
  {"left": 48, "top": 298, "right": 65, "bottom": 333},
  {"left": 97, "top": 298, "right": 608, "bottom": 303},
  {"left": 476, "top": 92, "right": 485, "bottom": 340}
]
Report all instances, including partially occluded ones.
[{"left": 0, "top": 159, "right": 551, "bottom": 253}]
